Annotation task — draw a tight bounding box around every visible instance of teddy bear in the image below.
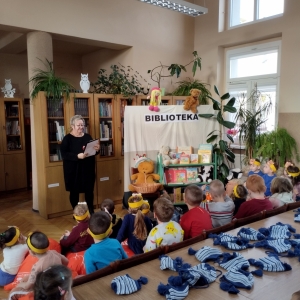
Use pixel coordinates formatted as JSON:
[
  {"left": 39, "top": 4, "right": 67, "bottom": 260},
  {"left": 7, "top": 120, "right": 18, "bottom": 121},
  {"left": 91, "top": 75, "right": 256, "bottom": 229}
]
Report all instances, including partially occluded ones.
[
  {"left": 159, "top": 146, "right": 179, "bottom": 166},
  {"left": 183, "top": 88, "right": 201, "bottom": 114},
  {"left": 128, "top": 159, "right": 162, "bottom": 192}
]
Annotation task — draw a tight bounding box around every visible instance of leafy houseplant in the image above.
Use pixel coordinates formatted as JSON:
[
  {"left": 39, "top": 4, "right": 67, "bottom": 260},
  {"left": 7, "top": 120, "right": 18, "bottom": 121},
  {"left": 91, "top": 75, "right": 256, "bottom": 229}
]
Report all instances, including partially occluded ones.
[
  {"left": 255, "top": 128, "right": 300, "bottom": 167},
  {"left": 172, "top": 78, "right": 211, "bottom": 105},
  {"left": 29, "top": 59, "right": 74, "bottom": 106},
  {"left": 147, "top": 51, "right": 202, "bottom": 88},
  {"left": 199, "top": 86, "right": 237, "bottom": 182},
  {"left": 91, "top": 64, "right": 147, "bottom": 102}
]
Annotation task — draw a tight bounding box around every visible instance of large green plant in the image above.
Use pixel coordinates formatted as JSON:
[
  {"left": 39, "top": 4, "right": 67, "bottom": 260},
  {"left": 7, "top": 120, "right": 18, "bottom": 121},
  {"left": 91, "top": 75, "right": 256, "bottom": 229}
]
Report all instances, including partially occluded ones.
[
  {"left": 91, "top": 64, "right": 147, "bottom": 100},
  {"left": 148, "top": 51, "right": 202, "bottom": 88},
  {"left": 199, "top": 86, "right": 236, "bottom": 182},
  {"left": 172, "top": 78, "right": 211, "bottom": 105},
  {"left": 29, "top": 59, "right": 74, "bottom": 104},
  {"left": 255, "top": 128, "right": 300, "bottom": 166}
]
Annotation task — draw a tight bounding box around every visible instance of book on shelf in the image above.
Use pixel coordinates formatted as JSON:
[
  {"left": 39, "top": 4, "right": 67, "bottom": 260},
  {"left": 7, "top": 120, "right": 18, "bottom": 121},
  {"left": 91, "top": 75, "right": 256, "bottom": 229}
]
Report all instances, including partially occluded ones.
[
  {"left": 99, "top": 101, "right": 112, "bottom": 117},
  {"left": 173, "top": 187, "right": 182, "bottom": 203},
  {"left": 100, "top": 121, "right": 113, "bottom": 139},
  {"left": 190, "top": 154, "right": 199, "bottom": 164},
  {"left": 186, "top": 167, "right": 198, "bottom": 183},
  {"left": 180, "top": 153, "right": 190, "bottom": 164},
  {"left": 54, "top": 121, "right": 64, "bottom": 141},
  {"left": 164, "top": 168, "right": 187, "bottom": 184},
  {"left": 176, "top": 146, "right": 193, "bottom": 155},
  {"left": 198, "top": 144, "right": 213, "bottom": 163}
]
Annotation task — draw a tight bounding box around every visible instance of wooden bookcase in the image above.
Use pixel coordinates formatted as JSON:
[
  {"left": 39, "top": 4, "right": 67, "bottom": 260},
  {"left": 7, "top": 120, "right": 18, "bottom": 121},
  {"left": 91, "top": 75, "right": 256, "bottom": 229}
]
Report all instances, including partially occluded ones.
[
  {"left": 0, "top": 97, "right": 27, "bottom": 191},
  {"left": 172, "top": 96, "right": 186, "bottom": 105}
]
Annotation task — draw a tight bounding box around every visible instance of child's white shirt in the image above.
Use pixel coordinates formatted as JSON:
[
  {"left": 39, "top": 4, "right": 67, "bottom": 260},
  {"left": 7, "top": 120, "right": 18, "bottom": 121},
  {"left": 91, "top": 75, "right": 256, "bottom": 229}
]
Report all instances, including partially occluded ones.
[
  {"left": 144, "top": 221, "right": 184, "bottom": 252},
  {"left": 0, "top": 244, "right": 28, "bottom": 275}
]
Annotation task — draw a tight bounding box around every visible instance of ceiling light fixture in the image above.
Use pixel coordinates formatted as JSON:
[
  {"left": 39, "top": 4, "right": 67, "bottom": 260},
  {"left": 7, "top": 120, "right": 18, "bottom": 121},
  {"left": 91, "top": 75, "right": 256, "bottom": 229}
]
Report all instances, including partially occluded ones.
[{"left": 137, "top": 0, "right": 208, "bottom": 17}]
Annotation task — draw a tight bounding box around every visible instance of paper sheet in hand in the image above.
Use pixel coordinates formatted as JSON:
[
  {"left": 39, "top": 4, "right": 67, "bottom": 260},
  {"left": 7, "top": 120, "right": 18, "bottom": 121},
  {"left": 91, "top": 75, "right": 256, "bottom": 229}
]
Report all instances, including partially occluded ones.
[{"left": 84, "top": 139, "right": 99, "bottom": 156}]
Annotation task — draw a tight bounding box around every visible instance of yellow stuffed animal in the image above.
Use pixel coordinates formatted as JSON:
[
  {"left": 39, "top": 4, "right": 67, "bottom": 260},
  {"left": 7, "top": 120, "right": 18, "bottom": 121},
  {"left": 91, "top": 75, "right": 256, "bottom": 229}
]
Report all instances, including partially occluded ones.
[
  {"left": 183, "top": 88, "right": 201, "bottom": 114},
  {"left": 129, "top": 159, "right": 162, "bottom": 192}
]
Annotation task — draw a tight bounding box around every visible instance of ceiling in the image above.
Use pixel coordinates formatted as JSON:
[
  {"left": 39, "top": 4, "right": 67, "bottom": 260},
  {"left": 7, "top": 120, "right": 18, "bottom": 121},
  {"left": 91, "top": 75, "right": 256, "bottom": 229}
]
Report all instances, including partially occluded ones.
[{"left": 0, "top": 27, "right": 130, "bottom": 56}]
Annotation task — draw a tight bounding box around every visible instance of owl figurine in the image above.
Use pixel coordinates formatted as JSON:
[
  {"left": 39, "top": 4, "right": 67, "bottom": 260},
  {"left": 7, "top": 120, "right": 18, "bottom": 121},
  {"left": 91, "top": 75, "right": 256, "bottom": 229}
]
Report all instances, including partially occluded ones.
[
  {"left": 1, "top": 79, "right": 16, "bottom": 98},
  {"left": 80, "top": 74, "right": 90, "bottom": 93}
]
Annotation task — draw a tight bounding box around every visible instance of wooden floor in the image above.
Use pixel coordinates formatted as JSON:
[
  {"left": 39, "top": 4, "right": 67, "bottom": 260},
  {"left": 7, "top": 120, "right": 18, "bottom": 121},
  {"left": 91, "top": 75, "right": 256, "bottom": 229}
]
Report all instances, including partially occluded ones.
[{"left": 0, "top": 189, "right": 128, "bottom": 299}]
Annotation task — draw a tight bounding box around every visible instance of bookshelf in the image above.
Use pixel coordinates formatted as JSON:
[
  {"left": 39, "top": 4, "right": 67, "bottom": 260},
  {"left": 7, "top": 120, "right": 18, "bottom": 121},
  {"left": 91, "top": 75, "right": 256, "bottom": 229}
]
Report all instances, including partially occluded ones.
[
  {"left": 0, "top": 98, "right": 27, "bottom": 191},
  {"left": 172, "top": 96, "right": 186, "bottom": 105},
  {"left": 137, "top": 95, "right": 172, "bottom": 106}
]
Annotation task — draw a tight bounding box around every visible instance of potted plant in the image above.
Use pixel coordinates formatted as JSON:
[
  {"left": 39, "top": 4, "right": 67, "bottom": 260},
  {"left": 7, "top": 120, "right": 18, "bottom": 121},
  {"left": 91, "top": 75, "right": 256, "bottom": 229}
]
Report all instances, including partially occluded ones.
[
  {"left": 147, "top": 51, "right": 202, "bottom": 88},
  {"left": 29, "top": 59, "right": 74, "bottom": 106},
  {"left": 91, "top": 64, "right": 148, "bottom": 102},
  {"left": 172, "top": 77, "right": 211, "bottom": 104}
]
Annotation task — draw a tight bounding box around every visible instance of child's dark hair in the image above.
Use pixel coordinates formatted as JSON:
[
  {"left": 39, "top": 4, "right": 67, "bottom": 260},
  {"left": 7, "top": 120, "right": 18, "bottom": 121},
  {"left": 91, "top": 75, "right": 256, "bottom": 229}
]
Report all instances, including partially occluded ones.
[
  {"left": 287, "top": 165, "right": 300, "bottom": 186},
  {"left": 153, "top": 197, "right": 174, "bottom": 222},
  {"left": 184, "top": 184, "right": 203, "bottom": 206},
  {"left": 34, "top": 265, "right": 72, "bottom": 300},
  {"left": 231, "top": 184, "right": 248, "bottom": 200},
  {"left": 100, "top": 198, "right": 115, "bottom": 215},
  {"left": 0, "top": 227, "right": 18, "bottom": 249},
  {"left": 28, "top": 231, "right": 49, "bottom": 253},
  {"left": 89, "top": 211, "right": 111, "bottom": 235},
  {"left": 271, "top": 177, "right": 293, "bottom": 194}
]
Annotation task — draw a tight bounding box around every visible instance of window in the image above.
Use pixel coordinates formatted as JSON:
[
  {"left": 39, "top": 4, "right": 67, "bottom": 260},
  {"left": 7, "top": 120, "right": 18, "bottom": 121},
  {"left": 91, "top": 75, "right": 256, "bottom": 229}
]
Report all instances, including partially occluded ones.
[{"left": 229, "top": 0, "right": 284, "bottom": 28}]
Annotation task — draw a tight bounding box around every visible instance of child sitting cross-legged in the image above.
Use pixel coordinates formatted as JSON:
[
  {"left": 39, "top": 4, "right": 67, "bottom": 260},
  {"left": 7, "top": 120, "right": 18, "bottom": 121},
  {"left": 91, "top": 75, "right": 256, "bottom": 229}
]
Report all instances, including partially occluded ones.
[
  {"left": 200, "top": 180, "right": 235, "bottom": 228},
  {"left": 84, "top": 211, "right": 127, "bottom": 274},
  {"left": 144, "top": 197, "right": 184, "bottom": 252},
  {"left": 116, "top": 194, "right": 153, "bottom": 254},
  {"left": 180, "top": 184, "right": 212, "bottom": 240},
  {"left": 9, "top": 231, "right": 69, "bottom": 299},
  {"left": 233, "top": 174, "right": 273, "bottom": 219},
  {"left": 60, "top": 202, "right": 94, "bottom": 254},
  {"left": 269, "top": 177, "right": 294, "bottom": 208},
  {"left": 100, "top": 198, "right": 123, "bottom": 239}
]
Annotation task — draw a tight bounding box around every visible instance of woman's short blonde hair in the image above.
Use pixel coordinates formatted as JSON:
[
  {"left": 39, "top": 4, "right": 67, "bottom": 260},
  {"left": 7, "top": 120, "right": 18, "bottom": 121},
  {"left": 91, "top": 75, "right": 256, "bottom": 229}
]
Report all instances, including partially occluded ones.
[{"left": 70, "top": 115, "right": 84, "bottom": 126}]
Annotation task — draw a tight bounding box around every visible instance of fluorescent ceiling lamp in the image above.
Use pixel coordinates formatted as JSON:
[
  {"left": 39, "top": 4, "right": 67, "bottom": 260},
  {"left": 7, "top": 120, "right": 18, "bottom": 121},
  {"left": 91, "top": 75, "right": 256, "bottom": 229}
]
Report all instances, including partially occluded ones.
[{"left": 137, "top": 0, "right": 208, "bottom": 17}]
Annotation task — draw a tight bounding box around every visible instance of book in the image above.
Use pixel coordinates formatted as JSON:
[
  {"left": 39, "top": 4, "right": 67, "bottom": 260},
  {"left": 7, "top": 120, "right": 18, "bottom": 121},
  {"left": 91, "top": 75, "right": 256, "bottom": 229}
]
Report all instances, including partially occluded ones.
[
  {"left": 198, "top": 144, "right": 213, "bottom": 163},
  {"left": 186, "top": 167, "right": 198, "bottom": 182},
  {"left": 164, "top": 168, "right": 187, "bottom": 184},
  {"left": 176, "top": 146, "right": 193, "bottom": 155},
  {"left": 190, "top": 154, "right": 199, "bottom": 164},
  {"left": 173, "top": 187, "right": 182, "bottom": 203},
  {"left": 180, "top": 153, "right": 190, "bottom": 164}
]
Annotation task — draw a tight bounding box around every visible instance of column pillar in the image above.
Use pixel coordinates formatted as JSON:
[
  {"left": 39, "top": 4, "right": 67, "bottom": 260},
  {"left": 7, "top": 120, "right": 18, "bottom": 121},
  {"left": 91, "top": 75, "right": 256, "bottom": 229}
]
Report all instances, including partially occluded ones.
[{"left": 27, "top": 32, "right": 53, "bottom": 212}]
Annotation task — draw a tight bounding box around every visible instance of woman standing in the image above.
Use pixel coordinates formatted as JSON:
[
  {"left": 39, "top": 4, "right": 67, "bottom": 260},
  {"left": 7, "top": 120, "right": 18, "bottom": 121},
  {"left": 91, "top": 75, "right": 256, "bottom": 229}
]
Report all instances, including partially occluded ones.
[{"left": 61, "top": 115, "right": 100, "bottom": 214}]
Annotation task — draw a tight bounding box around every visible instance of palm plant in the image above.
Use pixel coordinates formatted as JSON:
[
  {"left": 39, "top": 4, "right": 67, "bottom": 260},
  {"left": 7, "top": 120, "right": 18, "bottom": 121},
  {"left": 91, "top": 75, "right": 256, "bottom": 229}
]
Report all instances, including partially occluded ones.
[
  {"left": 29, "top": 59, "right": 74, "bottom": 105},
  {"left": 172, "top": 78, "right": 211, "bottom": 104}
]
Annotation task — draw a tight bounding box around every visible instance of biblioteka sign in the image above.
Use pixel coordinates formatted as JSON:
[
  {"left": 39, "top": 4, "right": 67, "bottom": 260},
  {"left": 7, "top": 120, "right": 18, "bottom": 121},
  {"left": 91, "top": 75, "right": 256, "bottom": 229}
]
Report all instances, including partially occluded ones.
[{"left": 145, "top": 113, "right": 199, "bottom": 123}]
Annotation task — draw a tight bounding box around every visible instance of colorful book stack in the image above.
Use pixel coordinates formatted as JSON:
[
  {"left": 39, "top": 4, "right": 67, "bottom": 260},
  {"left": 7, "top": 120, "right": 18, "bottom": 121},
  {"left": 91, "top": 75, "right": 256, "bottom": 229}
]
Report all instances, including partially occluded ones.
[
  {"left": 164, "top": 168, "right": 187, "bottom": 184},
  {"left": 198, "top": 144, "right": 213, "bottom": 163}
]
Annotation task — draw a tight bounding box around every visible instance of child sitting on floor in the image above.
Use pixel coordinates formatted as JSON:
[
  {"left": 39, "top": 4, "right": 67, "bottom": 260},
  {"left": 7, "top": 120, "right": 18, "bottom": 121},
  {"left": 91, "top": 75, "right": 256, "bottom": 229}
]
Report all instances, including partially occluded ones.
[
  {"left": 100, "top": 198, "right": 123, "bottom": 239},
  {"left": 144, "top": 197, "right": 184, "bottom": 252},
  {"left": 60, "top": 202, "right": 94, "bottom": 254},
  {"left": 286, "top": 164, "right": 300, "bottom": 201},
  {"left": 248, "top": 158, "right": 264, "bottom": 177},
  {"left": 180, "top": 184, "right": 212, "bottom": 240},
  {"left": 234, "top": 174, "right": 273, "bottom": 219},
  {"left": 9, "top": 231, "right": 68, "bottom": 299},
  {"left": 117, "top": 194, "right": 152, "bottom": 254},
  {"left": 231, "top": 184, "right": 248, "bottom": 216},
  {"left": 34, "top": 265, "right": 75, "bottom": 300},
  {"left": 200, "top": 180, "right": 235, "bottom": 228},
  {"left": 0, "top": 227, "right": 28, "bottom": 286},
  {"left": 84, "top": 211, "right": 127, "bottom": 274},
  {"left": 269, "top": 177, "right": 294, "bottom": 208},
  {"left": 262, "top": 160, "right": 278, "bottom": 196}
]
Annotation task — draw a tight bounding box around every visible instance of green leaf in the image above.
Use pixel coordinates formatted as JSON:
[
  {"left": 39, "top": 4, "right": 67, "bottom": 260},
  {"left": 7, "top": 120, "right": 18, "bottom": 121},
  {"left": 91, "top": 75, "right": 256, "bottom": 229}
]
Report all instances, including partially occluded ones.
[
  {"left": 227, "top": 134, "right": 234, "bottom": 143},
  {"left": 217, "top": 111, "right": 223, "bottom": 124},
  {"left": 207, "top": 135, "right": 218, "bottom": 143},
  {"left": 192, "top": 50, "right": 197, "bottom": 56},
  {"left": 225, "top": 148, "right": 235, "bottom": 159},
  {"left": 227, "top": 97, "right": 236, "bottom": 107},
  {"left": 220, "top": 163, "right": 229, "bottom": 177},
  {"left": 214, "top": 85, "right": 220, "bottom": 96},
  {"left": 197, "top": 58, "right": 202, "bottom": 69},
  {"left": 198, "top": 114, "right": 214, "bottom": 118},
  {"left": 217, "top": 153, "right": 224, "bottom": 166},
  {"left": 147, "top": 70, "right": 151, "bottom": 74},
  {"left": 223, "top": 105, "right": 237, "bottom": 113},
  {"left": 219, "top": 140, "right": 226, "bottom": 152},
  {"left": 222, "top": 120, "right": 236, "bottom": 129},
  {"left": 192, "top": 61, "right": 197, "bottom": 76},
  {"left": 207, "top": 130, "right": 218, "bottom": 137},
  {"left": 221, "top": 93, "right": 230, "bottom": 100},
  {"left": 213, "top": 101, "right": 221, "bottom": 110},
  {"left": 226, "top": 154, "right": 235, "bottom": 163}
]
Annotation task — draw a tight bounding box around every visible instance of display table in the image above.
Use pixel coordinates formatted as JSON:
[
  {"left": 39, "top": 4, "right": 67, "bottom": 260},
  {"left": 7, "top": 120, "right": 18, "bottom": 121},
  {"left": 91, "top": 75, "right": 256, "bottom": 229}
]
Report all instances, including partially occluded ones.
[{"left": 73, "top": 211, "right": 299, "bottom": 300}]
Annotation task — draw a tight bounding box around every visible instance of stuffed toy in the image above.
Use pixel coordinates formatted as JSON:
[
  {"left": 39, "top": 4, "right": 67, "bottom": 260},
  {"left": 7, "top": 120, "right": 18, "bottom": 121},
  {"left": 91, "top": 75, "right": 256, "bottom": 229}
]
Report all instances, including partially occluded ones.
[
  {"left": 197, "top": 165, "right": 214, "bottom": 183},
  {"left": 183, "top": 88, "right": 201, "bottom": 114},
  {"left": 159, "top": 146, "right": 179, "bottom": 166},
  {"left": 129, "top": 159, "right": 162, "bottom": 192},
  {"left": 148, "top": 87, "right": 162, "bottom": 112}
]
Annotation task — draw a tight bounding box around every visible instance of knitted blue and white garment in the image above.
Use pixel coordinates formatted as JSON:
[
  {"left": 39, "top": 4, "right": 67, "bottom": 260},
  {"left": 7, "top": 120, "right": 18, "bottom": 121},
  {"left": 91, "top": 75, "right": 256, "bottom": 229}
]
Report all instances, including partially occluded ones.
[
  {"left": 294, "top": 213, "right": 300, "bottom": 223},
  {"left": 188, "top": 246, "right": 223, "bottom": 263},
  {"left": 158, "top": 277, "right": 189, "bottom": 300},
  {"left": 258, "top": 222, "right": 296, "bottom": 240},
  {"left": 219, "top": 239, "right": 254, "bottom": 251},
  {"left": 219, "top": 252, "right": 250, "bottom": 271},
  {"left": 159, "top": 255, "right": 191, "bottom": 271},
  {"left": 248, "top": 254, "right": 292, "bottom": 272},
  {"left": 254, "top": 239, "right": 291, "bottom": 253},
  {"left": 111, "top": 274, "right": 148, "bottom": 295},
  {"left": 237, "top": 228, "right": 265, "bottom": 241},
  {"left": 178, "top": 263, "right": 219, "bottom": 287},
  {"left": 209, "top": 232, "right": 239, "bottom": 245}
]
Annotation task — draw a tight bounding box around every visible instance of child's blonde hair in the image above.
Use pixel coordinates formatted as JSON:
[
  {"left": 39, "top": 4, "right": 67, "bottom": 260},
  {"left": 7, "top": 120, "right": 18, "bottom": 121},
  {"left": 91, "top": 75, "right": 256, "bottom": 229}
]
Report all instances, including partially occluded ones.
[
  {"left": 73, "top": 202, "right": 89, "bottom": 221},
  {"left": 128, "top": 194, "right": 148, "bottom": 240},
  {"left": 270, "top": 177, "right": 293, "bottom": 194},
  {"left": 184, "top": 184, "right": 203, "bottom": 206},
  {"left": 209, "top": 180, "right": 225, "bottom": 198}
]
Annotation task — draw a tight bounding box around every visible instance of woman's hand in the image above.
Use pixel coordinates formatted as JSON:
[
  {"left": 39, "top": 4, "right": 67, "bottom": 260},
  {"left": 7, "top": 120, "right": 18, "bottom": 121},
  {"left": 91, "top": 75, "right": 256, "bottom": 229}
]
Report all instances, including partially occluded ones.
[{"left": 78, "top": 153, "right": 88, "bottom": 159}]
